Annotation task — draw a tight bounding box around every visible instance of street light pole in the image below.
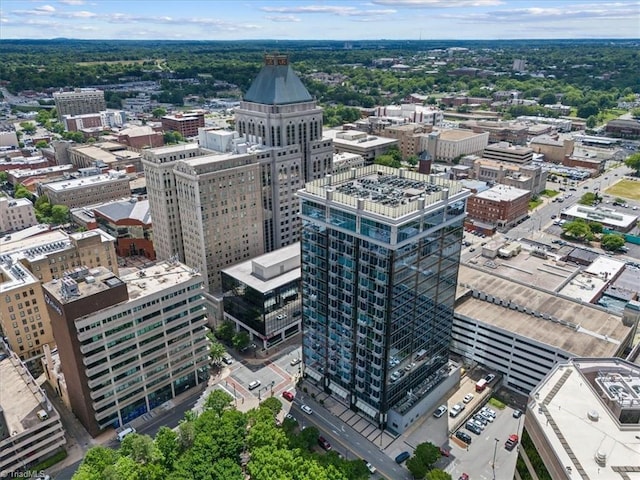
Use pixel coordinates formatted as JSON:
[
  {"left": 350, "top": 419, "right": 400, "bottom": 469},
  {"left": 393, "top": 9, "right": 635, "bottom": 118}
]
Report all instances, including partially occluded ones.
[{"left": 492, "top": 437, "right": 499, "bottom": 480}]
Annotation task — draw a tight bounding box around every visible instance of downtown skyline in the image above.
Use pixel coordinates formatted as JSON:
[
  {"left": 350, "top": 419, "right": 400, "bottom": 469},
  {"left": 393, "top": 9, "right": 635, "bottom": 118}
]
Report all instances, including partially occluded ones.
[{"left": 1, "top": 0, "right": 639, "bottom": 41}]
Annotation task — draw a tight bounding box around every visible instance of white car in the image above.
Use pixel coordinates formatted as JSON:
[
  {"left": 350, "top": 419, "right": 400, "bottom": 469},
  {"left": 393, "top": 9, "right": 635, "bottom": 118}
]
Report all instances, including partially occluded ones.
[
  {"left": 463, "top": 393, "right": 474, "bottom": 403},
  {"left": 433, "top": 405, "right": 448, "bottom": 418},
  {"left": 301, "top": 404, "right": 313, "bottom": 415},
  {"left": 365, "top": 462, "right": 377, "bottom": 474},
  {"left": 482, "top": 406, "right": 497, "bottom": 418}
]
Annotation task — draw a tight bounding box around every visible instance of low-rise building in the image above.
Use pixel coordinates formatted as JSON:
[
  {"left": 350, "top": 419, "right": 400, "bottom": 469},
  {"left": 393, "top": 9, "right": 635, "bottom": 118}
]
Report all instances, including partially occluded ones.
[
  {"left": 41, "top": 262, "right": 209, "bottom": 436},
  {"left": 221, "top": 243, "right": 301, "bottom": 349},
  {"left": 325, "top": 129, "right": 398, "bottom": 163},
  {"left": 0, "top": 197, "right": 37, "bottom": 233},
  {"left": 68, "top": 142, "right": 142, "bottom": 172},
  {"left": 529, "top": 136, "right": 574, "bottom": 163},
  {"left": 560, "top": 204, "right": 638, "bottom": 233},
  {"left": 482, "top": 142, "right": 534, "bottom": 164},
  {"left": 460, "top": 120, "right": 529, "bottom": 145},
  {"left": 526, "top": 357, "right": 640, "bottom": 480},
  {"left": 122, "top": 93, "right": 151, "bottom": 113},
  {"left": 378, "top": 123, "right": 431, "bottom": 159},
  {"left": 424, "top": 129, "right": 489, "bottom": 163},
  {"left": 116, "top": 125, "right": 164, "bottom": 149},
  {"left": 332, "top": 151, "right": 366, "bottom": 175},
  {"left": 92, "top": 198, "right": 154, "bottom": 260},
  {"left": 39, "top": 171, "right": 131, "bottom": 209},
  {"left": 0, "top": 155, "right": 50, "bottom": 173},
  {"left": 605, "top": 118, "right": 640, "bottom": 139},
  {"left": 471, "top": 158, "right": 547, "bottom": 194},
  {"left": 451, "top": 265, "right": 635, "bottom": 393},
  {"left": 161, "top": 111, "right": 205, "bottom": 138},
  {"left": 6, "top": 165, "right": 75, "bottom": 189},
  {"left": 466, "top": 185, "right": 530, "bottom": 229},
  {"left": 0, "top": 340, "right": 66, "bottom": 478}
]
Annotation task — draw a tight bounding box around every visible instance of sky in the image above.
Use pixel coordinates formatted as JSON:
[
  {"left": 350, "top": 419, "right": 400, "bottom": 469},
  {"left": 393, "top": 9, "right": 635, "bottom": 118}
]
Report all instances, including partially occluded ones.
[{"left": 0, "top": 0, "right": 638, "bottom": 41}]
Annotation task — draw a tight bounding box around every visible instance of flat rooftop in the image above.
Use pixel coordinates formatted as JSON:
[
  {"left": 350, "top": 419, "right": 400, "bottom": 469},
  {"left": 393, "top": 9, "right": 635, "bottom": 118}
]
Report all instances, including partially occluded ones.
[
  {"left": 455, "top": 265, "right": 629, "bottom": 358},
  {"left": 475, "top": 184, "right": 530, "bottom": 201},
  {"left": 564, "top": 204, "right": 638, "bottom": 228},
  {"left": 0, "top": 350, "right": 49, "bottom": 438},
  {"left": 528, "top": 358, "right": 640, "bottom": 479},
  {"left": 120, "top": 261, "right": 202, "bottom": 300},
  {"left": 8, "top": 164, "right": 74, "bottom": 179},
  {"left": 143, "top": 143, "right": 201, "bottom": 156},
  {"left": 438, "top": 128, "right": 483, "bottom": 141},
  {"left": 558, "top": 272, "right": 608, "bottom": 304},
  {"left": 222, "top": 243, "right": 300, "bottom": 294},
  {"left": 301, "top": 164, "right": 468, "bottom": 220},
  {"left": 43, "top": 173, "right": 128, "bottom": 192},
  {"left": 325, "top": 129, "right": 398, "bottom": 148}
]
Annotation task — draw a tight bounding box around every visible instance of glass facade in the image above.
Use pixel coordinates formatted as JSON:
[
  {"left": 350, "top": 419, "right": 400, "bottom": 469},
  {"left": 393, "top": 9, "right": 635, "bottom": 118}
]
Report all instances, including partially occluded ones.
[{"left": 300, "top": 192, "right": 468, "bottom": 425}]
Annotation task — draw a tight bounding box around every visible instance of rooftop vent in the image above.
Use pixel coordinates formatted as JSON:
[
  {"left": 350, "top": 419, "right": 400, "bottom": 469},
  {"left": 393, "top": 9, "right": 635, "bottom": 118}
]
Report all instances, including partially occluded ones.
[{"left": 587, "top": 410, "right": 599, "bottom": 422}]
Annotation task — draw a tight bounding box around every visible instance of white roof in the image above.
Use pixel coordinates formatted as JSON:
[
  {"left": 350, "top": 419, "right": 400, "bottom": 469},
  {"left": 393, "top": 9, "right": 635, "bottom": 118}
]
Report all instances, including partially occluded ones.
[{"left": 475, "top": 184, "right": 530, "bottom": 201}]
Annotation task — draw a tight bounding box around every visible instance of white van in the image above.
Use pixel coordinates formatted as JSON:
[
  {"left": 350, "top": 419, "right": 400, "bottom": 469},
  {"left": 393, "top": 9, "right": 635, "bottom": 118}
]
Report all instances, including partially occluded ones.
[{"left": 117, "top": 426, "right": 136, "bottom": 442}]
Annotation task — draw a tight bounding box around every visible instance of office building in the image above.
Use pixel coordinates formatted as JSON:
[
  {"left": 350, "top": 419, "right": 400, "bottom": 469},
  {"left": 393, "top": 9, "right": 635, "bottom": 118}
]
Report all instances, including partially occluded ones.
[
  {"left": 466, "top": 185, "right": 530, "bottom": 230},
  {"left": 161, "top": 111, "right": 205, "bottom": 138},
  {"left": 92, "top": 198, "right": 155, "bottom": 260},
  {"left": 561, "top": 205, "right": 639, "bottom": 233},
  {"left": 173, "top": 152, "right": 265, "bottom": 293},
  {"left": 332, "top": 152, "right": 366, "bottom": 175},
  {"left": 0, "top": 340, "right": 66, "bottom": 478},
  {"left": 234, "top": 53, "right": 334, "bottom": 251},
  {"left": 142, "top": 143, "right": 205, "bottom": 262},
  {"left": 53, "top": 89, "right": 106, "bottom": 121},
  {"left": 460, "top": 120, "right": 529, "bottom": 145},
  {"left": 41, "top": 262, "right": 209, "bottom": 436},
  {"left": 325, "top": 129, "right": 398, "bottom": 164},
  {"left": 469, "top": 158, "right": 547, "bottom": 194},
  {"left": 482, "top": 142, "right": 534, "bottom": 164},
  {"left": 378, "top": 124, "right": 431, "bottom": 159},
  {"left": 424, "top": 129, "right": 489, "bottom": 163},
  {"left": 39, "top": 171, "right": 131, "bottom": 209},
  {"left": 68, "top": 142, "right": 142, "bottom": 172},
  {"left": 299, "top": 165, "right": 471, "bottom": 432},
  {"left": 0, "top": 197, "right": 37, "bottom": 233},
  {"left": 525, "top": 358, "right": 640, "bottom": 479},
  {"left": 117, "top": 126, "right": 164, "bottom": 150},
  {"left": 605, "top": 118, "right": 640, "bottom": 139},
  {"left": 221, "top": 243, "right": 302, "bottom": 349},
  {"left": 122, "top": 93, "right": 151, "bottom": 113}
]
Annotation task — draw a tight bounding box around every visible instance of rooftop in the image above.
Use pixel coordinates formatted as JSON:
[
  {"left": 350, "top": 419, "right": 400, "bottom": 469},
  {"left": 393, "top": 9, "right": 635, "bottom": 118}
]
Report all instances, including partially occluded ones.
[
  {"left": 0, "top": 342, "right": 53, "bottom": 439},
  {"left": 243, "top": 54, "right": 313, "bottom": 106},
  {"left": 455, "top": 265, "right": 629, "bottom": 358},
  {"left": 7, "top": 164, "right": 74, "bottom": 179},
  {"left": 528, "top": 358, "right": 640, "bottom": 479},
  {"left": 563, "top": 204, "right": 638, "bottom": 228},
  {"left": 93, "top": 198, "right": 151, "bottom": 224},
  {"left": 325, "top": 129, "right": 399, "bottom": 148},
  {"left": 222, "top": 243, "right": 301, "bottom": 294},
  {"left": 43, "top": 172, "right": 128, "bottom": 192},
  {"left": 474, "top": 184, "right": 530, "bottom": 202},
  {"left": 301, "top": 165, "right": 468, "bottom": 221},
  {"left": 438, "top": 129, "right": 484, "bottom": 141}
]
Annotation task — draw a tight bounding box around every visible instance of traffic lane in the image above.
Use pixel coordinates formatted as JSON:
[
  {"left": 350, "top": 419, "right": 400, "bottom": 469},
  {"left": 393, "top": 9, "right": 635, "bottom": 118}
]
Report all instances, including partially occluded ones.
[{"left": 290, "top": 402, "right": 412, "bottom": 480}]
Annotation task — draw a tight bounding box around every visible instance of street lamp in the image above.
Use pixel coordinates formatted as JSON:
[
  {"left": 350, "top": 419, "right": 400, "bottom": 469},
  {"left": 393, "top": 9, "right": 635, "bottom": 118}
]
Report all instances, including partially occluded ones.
[{"left": 492, "top": 437, "right": 499, "bottom": 480}]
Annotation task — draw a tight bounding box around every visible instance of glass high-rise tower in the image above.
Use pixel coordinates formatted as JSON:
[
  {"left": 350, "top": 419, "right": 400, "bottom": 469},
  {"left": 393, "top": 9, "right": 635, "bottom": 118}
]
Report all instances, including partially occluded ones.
[{"left": 298, "top": 165, "right": 470, "bottom": 431}]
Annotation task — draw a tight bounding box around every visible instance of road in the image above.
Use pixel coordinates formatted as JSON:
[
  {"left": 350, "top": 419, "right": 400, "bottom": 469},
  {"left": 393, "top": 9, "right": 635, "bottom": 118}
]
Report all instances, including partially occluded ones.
[{"left": 289, "top": 396, "right": 412, "bottom": 480}]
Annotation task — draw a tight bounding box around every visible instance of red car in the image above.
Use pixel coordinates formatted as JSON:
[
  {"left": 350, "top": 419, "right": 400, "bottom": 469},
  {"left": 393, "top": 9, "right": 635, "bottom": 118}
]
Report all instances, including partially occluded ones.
[
  {"left": 459, "top": 474, "right": 469, "bottom": 480},
  {"left": 282, "top": 391, "right": 294, "bottom": 401},
  {"left": 318, "top": 436, "right": 332, "bottom": 451},
  {"left": 439, "top": 447, "right": 450, "bottom": 457}
]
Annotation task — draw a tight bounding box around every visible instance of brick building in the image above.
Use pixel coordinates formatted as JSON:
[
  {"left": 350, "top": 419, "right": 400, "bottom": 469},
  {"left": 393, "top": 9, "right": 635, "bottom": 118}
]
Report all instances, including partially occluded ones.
[
  {"left": 466, "top": 185, "right": 530, "bottom": 230},
  {"left": 161, "top": 111, "right": 205, "bottom": 138}
]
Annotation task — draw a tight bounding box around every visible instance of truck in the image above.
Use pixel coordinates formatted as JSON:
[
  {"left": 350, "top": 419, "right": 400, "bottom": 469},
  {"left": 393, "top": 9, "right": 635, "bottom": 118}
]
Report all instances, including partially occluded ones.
[
  {"left": 505, "top": 434, "right": 519, "bottom": 451},
  {"left": 475, "top": 378, "right": 488, "bottom": 392}
]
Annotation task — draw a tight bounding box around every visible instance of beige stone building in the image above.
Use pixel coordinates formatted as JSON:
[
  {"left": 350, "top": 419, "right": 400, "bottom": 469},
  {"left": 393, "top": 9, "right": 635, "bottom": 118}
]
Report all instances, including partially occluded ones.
[
  {"left": 0, "top": 197, "right": 37, "bottom": 233},
  {"left": 53, "top": 88, "right": 106, "bottom": 121},
  {"left": 529, "top": 136, "right": 574, "bottom": 163},
  {"left": 0, "top": 229, "right": 117, "bottom": 369},
  {"left": 173, "top": 152, "right": 265, "bottom": 293},
  {"left": 39, "top": 172, "right": 131, "bottom": 209},
  {"left": 68, "top": 141, "right": 143, "bottom": 172},
  {"left": 378, "top": 123, "right": 431, "bottom": 159},
  {"left": 472, "top": 158, "right": 548, "bottom": 194},
  {"left": 425, "top": 129, "right": 489, "bottom": 163}
]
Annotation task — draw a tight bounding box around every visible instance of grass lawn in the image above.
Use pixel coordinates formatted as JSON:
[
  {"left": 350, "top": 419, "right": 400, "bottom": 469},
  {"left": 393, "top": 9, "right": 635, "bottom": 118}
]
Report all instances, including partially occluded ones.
[
  {"left": 605, "top": 179, "right": 640, "bottom": 201},
  {"left": 529, "top": 198, "right": 543, "bottom": 210},
  {"left": 541, "top": 189, "right": 559, "bottom": 197}
]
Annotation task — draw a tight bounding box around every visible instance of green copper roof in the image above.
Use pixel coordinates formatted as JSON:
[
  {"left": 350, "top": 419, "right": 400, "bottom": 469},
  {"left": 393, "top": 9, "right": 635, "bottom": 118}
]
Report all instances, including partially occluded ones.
[{"left": 243, "top": 55, "right": 313, "bottom": 105}]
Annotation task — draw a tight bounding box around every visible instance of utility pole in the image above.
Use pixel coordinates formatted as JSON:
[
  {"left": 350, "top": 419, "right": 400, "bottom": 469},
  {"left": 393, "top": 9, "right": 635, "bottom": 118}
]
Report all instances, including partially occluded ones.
[{"left": 492, "top": 437, "right": 499, "bottom": 480}]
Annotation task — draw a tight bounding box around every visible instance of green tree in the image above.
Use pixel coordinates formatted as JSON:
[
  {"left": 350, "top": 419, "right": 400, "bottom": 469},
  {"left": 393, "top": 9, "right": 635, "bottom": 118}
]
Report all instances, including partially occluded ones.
[
  {"left": 414, "top": 441, "right": 441, "bottom": 467},
  {"left": 406, "top": 455, "right": 429, "bottom": 479},
  {"left": 216, "top": 320, "right": 235, "bottom": 342},
  {"left": 232, "top": 331, "right": 250, "bottom": 351},
  {"left": 20, "top": 121, "right": 36, "bottom": 134},
  {"left": 562, "top": 219, "right": 594, "bottom": 241},
  {"left": 578, "top": 192, "right": 598, "bottom": 205},
  {"left": 36, "top": 109, "right": 51, "bottom": 125},
  {"left": 576, "top": 101, "right": 599, "bottom": 119},
  {"left": 73, "top": 446, "right": 120, "bottom": 479},
  {"left": 14, "top": 184, "right": 33, "bottom": 200},
  {"left": 0, "top": 171, "right": 7, "bottom": 183},
  {"left": 51, "top": 204, "right": 70, "bottom": 224},
  {"left": 152, "top": 107, "right": 167, "bottom": 118},
  {"left": 119, "top": 433, "right": 159, "bottom": 464},
  {"left": 601, "top": 233, "right": 625, "bottom": 251},
  {"left": 259, "top": 397, "right": 282, "bottom": 417},
  {"left": 625, "top": 153, "right": 640, "bottom": 175},
  {"left": 588, "top": 222, "right": 603, "bottom": 234},
  {"left": 426, "top": 469, "right": 453, "bottom": 480},
  {"left": 374, "top": 154, "right": 401, "bottom": 168},
  {"left": 154, "top": 426, "right": 179, "bottom": 470},
  {"left": 204, "top": 390, "right": 234, "bottom": 416},
  {"left": 631, "top": 107, "right": 640, "bottom": 119},
  {"left": 298, "top": 425, "right": 320, "bottom": 451},
  {"left": 207, "top": 332, "right": 227, "bottom": 365},
  {"left": 35, "top": 140, "right": 49, "bottom": 149},
  {"left": 586, "top": 116, "right": 598, "bottom": 128},
  {"left": 406, "top": 155, "right": 419, "bottom": 167},
  {"left": 538, "top": 92, "right": 557, "bottom": 105}
]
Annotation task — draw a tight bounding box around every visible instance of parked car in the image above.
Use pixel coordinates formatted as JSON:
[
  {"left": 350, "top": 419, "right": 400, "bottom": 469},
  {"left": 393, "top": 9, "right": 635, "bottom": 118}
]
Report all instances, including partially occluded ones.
[
  {"left": 455, "top": 430, "right": 472, "bottom": 445},
  {"left": 463, "top": 393, "right": 474, "bottom": 404},
  {"left": 365, "top": 462, "right": 377, "bottom": 474},
  {"left": 439, "top": 446, "right": 450, "bottom": 457},
  {"left": 480, "top": 411, "right": 494, "bottom": 422},
  {"left": 290, "top": 358, "right": 302, "bottom": 366},
  {"left": 505, "top": 434, "right": 519, "bottom": 451},
  {"left": 449, "top": 403, "right": 465, "bottom": 417},
  {"left": 465, "top": 422, "right": 482, "bottom": 435},
  {"left": 318, "top": 436, "right": 332, "bottom": 451},
  {"left": 484, "top": 373, "right": 496, "bottom": 383},
  {"left": 301, "top": 404, "right": 313, "bottom": 415},
  {"left": 459, "top": 474, "right": 469, "bottom": 480},
  {"left": 433, "top": 405, "right": 448, "bottom": 418},
  {"left": 473, "top": 414, "right": 488, "bottom": 425},
  {"left": 248, "top": 380, "right": 261, "bottom": 390},
  {"left": 282, "top": 391, "right": 294, "bottom": 401},
  {"left": 222, "top": 356, "right": 233, "bottom": 365},
  {"left": 513, "top": 409, "right": 523, "bottom": 419},
  {"left": 395, "top": 451, "right": 411, "bottom": 464},
  {"left": 481, "top": 406, "right": 497, "bottom": 418}
]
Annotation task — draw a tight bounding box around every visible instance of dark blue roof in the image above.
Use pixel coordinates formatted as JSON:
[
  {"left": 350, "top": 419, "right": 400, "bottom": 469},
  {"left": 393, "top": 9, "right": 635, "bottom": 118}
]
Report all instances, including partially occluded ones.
[{"left": 243, "top": 58, "right": 312, "bottom": 105}]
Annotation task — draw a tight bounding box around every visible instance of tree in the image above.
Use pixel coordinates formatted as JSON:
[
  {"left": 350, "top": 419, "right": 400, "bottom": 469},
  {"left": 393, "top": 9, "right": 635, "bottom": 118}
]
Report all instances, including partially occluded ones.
[
  {"left": 216, "top": 320, "right": 235, "bottom": 342},
  {"left": 51, "top": 204, "right": 70, "bottom": 224},
  {"left": 426, "top": 470, "right": 453, "bottom": 480},
  {"left": 588, "top": 222, "right": 603, "bottom": 234},
  {"left": 601, "top": 233, "right": 625, "bottom": 251},
  {"left": 538, "top": 92, "right": 557, "bottom": 105},
  {"left": 232, "top": 331, "right": 250, "bottom": 351},
  {"left": 414, "top": 441, "right": 441, "bottom": 467},
  {"left": 119, "top": 433, "right": 159, "bottom": 464},
  {"left": 576, "top": 101, "right": 599, "bottom": 119},
  {"left": 36, "top": 109, "right": 51, "bottom": 125},
  {"left": 204, "top": 390, "right": 234, "bottom": 416},
  {"left": 259, "top": 397, "right": 282, "bottom": 417},
  {"left": 374, "top": 154, "right": 401, "bottom": 168},
  {"left": 154, "top": 426, "right": 179, "bottom": 470},
  {"left": 35, "top": 140, "right": 49, "bottom": 149},
  {"left": 406, "top": 155, "right": 419, "bottom": 167},
  {"left": 163, "top": 131, "right": 183, "bottom": 144},
  {"left": 562, "top": 219, "right": 594, "bottom": 241},
  {"left": 207, "top": 332, "right": 227, "bottom": 365},
  {"left": 14, "top": 184, "right": 33, "bottom": 200},
  {"left": 631, "top": 107, "right": 640, "bottom": 119},
  {"left": 0, "top": 171, "right": 7, "bottom": 183},
  {"left": 625, "top": 153, "right": 640, "bottom": 175},
  {"left": 152, "top": 107, "right": 167, "bottom": 118},
  {"left": 406, "top": 455, "right": 429, "bottom": 479},
  {"left": 578, "top": 192, "right": 598, "bottom": 205},
  {"left": 20, "top": 121, "right": 36, "bottom": 134},
  {"left": 586, "top": 116, "right": 597, "bottom": 128}
]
